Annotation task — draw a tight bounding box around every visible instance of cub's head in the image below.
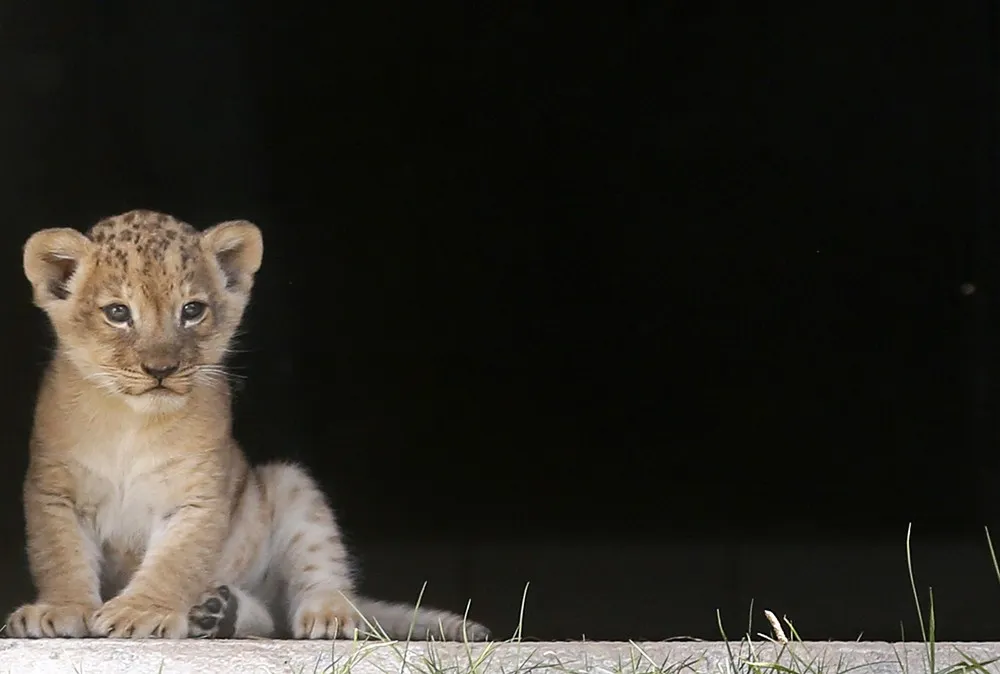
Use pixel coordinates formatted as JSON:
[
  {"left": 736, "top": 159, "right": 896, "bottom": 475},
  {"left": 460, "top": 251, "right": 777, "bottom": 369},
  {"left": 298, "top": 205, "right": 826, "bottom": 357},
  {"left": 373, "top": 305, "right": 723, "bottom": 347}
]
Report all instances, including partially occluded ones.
[{"left": 23, "top": 209, "right": 263, "bottom": 413}]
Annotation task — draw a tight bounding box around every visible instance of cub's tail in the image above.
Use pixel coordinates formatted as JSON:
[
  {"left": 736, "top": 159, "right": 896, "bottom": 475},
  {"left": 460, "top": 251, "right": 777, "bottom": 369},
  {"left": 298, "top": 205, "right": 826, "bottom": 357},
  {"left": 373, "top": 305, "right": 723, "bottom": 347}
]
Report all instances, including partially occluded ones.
[{"left": 351, "top": 597, "right": 492, "bottom": 642}]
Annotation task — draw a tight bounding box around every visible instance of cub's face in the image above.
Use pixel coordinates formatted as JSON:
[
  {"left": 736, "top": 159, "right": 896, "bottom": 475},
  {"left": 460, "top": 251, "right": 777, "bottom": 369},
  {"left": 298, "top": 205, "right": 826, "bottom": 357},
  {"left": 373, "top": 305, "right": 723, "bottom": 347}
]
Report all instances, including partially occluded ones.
[{"left": 23, "top": 209, "right": 263, "bottom": 413}]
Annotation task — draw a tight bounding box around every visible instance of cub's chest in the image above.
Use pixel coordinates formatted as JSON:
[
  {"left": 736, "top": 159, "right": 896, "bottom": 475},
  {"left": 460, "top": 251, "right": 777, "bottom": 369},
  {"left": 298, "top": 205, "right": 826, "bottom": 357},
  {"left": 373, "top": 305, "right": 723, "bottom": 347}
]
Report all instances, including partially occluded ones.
[{"left": 69, "top": 427, "right": 184, "bottom": 546}]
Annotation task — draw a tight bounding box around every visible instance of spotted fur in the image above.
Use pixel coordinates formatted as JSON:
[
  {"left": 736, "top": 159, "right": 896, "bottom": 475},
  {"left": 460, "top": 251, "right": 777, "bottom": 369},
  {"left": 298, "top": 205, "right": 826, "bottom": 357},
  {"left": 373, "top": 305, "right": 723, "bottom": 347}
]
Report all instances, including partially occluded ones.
[{"left": 4, "top": 210, "right": 490, "bottom": 641}]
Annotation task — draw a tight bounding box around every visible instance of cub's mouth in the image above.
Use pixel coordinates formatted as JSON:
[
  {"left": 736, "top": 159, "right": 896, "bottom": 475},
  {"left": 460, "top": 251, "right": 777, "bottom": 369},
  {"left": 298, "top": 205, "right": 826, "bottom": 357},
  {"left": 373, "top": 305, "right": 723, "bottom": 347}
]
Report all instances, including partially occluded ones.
[{"left": 138, "top": 382, "right": 184, "bottom": 397}]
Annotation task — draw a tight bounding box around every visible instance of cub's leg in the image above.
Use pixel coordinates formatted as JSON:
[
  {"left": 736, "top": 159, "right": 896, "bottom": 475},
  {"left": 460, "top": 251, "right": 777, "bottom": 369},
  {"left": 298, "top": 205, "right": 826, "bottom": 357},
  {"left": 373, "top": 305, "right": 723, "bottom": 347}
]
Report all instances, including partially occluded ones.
[
  {"left": 188, "top": 585, "right": 275, "bottom": 638},
  {"left": 186, "top": 466, "right": 278, "bottom": 639},
  {"left": 89, "top": 460, "right": 229, "bottom": 639},
  {"left": 5, "top": 467, "right": 103, "bottom": 638},
  {"left": 257, "top": 462, "right": 359, "bottom": 639}
]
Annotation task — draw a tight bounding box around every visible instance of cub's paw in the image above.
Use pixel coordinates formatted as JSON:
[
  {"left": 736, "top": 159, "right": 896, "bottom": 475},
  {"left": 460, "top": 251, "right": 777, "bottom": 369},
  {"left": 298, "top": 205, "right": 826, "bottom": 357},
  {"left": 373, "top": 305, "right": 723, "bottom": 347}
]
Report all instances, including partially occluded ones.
[
  {"left": 292, "top": 592, "right": 358, "bottom": 639},
  {"left": 90, "top": 595, "right": 188, "bottom": 639},
  {"left": 4, "top": 602, "right": 95, "bottom": 638},
  {"left": 188, "top": 586, "right": 238, "bottom": 639}
]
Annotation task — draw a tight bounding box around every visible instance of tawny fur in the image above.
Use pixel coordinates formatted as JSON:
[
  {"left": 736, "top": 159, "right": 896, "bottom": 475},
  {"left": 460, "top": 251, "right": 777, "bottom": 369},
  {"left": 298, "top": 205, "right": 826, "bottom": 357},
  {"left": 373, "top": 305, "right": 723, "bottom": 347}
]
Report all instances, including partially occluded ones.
[{"left": 4, "top": 209, "right": 490, "bottom": 641}]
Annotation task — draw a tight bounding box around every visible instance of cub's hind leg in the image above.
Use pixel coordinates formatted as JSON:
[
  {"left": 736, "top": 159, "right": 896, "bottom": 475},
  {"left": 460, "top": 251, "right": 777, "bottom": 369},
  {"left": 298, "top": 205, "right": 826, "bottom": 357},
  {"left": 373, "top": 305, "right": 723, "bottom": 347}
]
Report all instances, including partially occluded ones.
[
  {"left": 256, "top": 462, "right": 359, "bottom": 639},
  {"left": 188, "top": 585, "right": 275, "bottom": 638}
]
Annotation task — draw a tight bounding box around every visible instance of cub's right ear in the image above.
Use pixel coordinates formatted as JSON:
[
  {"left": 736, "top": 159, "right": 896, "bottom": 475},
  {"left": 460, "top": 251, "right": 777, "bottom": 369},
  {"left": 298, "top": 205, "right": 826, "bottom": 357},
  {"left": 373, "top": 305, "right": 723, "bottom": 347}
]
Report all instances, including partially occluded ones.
[{"left": 23, "top": 228, "right": 92, "bottom": 308}]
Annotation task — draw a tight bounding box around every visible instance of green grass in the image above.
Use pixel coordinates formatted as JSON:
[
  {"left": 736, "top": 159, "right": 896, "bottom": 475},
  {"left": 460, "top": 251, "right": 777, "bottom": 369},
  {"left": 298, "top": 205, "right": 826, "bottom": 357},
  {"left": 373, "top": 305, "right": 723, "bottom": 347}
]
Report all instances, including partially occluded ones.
[{"left": 299, "top": 524, "right": 1000, "bottom": 674}]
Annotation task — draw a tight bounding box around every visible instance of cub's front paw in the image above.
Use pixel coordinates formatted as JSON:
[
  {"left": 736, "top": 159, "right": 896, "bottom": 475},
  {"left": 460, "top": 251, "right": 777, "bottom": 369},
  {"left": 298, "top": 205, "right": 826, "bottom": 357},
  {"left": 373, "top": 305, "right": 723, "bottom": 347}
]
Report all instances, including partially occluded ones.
[
  {"left": 4, "top": 602, "right": 95, "bottom": 638},
  {"left": 90, "top": 595, "right": 188, "bottom": 639},
  {"left": 188, "top": 585, "right": 238, "bottom": 638},
  {"left": 292, "top": 592, "right": 357, "bottom": 639}
]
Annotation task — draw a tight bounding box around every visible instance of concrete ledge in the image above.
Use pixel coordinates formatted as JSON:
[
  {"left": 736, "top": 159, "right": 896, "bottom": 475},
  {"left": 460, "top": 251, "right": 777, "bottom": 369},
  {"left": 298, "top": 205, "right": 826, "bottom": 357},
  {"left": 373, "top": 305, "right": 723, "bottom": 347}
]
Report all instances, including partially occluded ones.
[{"left": 2, "top": 640, "right": 999, "bottom": 674}]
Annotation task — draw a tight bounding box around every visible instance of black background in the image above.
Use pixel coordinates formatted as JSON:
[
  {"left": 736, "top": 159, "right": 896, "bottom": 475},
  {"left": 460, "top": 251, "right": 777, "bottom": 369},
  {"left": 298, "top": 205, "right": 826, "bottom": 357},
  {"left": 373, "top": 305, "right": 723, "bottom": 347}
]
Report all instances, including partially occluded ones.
[{"left": 1, "top": 1, "right": 1000, "bottom": 642}]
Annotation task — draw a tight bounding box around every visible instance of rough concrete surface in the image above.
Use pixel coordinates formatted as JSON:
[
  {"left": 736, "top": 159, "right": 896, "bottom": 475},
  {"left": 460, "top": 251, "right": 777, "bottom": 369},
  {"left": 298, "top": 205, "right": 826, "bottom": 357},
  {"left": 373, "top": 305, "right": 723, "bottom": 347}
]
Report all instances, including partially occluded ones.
[{"left": 0, "top": 639, "right": 997, "bottom": 674}]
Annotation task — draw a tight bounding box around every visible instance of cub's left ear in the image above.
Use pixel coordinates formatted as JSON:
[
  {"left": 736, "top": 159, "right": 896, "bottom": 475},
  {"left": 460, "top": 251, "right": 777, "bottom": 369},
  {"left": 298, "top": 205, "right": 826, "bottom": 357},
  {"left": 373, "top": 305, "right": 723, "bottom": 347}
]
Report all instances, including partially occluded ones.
[{"left": 200, "top": 220, "right": 263, "bottom": 294}]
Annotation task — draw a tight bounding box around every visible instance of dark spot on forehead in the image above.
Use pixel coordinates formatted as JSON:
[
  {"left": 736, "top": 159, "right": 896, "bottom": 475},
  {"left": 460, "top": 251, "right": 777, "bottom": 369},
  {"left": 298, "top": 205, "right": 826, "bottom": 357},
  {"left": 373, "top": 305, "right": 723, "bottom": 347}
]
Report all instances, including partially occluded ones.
[
  {"left": 86, "top": 210, "right": 201, "bottom": 266},
  {"left": 80, "top": 209, "right": 216, "bottom": 308},
  {"left": 87, "top": 209, "right": 197, "bottom": 238}
]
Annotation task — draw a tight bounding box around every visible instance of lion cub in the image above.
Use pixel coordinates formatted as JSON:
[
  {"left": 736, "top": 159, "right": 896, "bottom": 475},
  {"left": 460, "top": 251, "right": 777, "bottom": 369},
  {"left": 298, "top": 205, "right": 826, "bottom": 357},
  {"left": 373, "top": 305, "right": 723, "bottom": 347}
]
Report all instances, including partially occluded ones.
[{"left": 4, "top": 209, "right": 490, "bottom": 641}]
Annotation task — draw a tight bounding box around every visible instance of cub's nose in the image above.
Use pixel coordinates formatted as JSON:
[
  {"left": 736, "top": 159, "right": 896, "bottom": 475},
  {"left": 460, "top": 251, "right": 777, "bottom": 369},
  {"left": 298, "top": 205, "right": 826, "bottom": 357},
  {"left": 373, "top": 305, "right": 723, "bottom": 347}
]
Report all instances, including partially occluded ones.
[{"left": 142, "top": 363, "right": 179, "bottom": 380}]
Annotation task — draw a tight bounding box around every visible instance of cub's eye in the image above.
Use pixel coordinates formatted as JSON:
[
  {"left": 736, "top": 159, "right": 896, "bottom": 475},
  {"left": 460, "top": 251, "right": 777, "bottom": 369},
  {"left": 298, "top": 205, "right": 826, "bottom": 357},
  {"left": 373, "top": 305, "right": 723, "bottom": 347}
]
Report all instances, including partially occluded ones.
[
  {"left": 102, "top": 303, "right": 131, "bottom": 325},
  {"left": 181, "top": 301, "right": 208, "bottom": 324}
]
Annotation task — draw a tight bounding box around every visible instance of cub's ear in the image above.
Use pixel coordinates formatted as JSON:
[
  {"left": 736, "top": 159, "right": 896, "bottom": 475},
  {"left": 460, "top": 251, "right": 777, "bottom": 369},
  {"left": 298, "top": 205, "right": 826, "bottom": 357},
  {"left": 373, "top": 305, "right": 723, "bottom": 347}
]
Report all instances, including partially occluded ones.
[
  {"left": 23, "top": 228, "right": 92, "bottom": 308},
  {"left": 200, "top": 220, "right": 264, "bottom": 294}
]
